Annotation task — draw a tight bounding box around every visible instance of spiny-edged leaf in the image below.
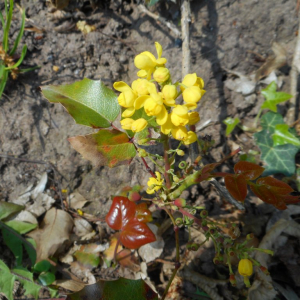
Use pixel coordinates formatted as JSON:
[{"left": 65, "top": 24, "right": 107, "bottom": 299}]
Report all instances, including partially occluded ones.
[
  {"left": 223, "top": 117, "right": 240, "bottom": 136},
  {"left": 66, "top": 277, "right": 158, "bottom": 300},
  {"left": 68, "top": 129, "right": 136, "bottom": 168},
  {"left": 5, "top": 220, "right": 37, "bottom": 234},
  {"left": 224, "top": 174, "right": 248, "bottom": 202},
  {"left": 261, "top": 81, "right": 292, "bottom": 112},
  {"left": 234, "top": 161, "right": 264, "bottom": 180},
  {"left": 0, "top": 259, "right": 15, "bottom": 300},
  {"left": 254, "top": 128, "right": 298, "bottom": 176},
  {"left": 272, "top": 124, "right": 300, "bottom": 147},
  {"left": 0, "top": 201, "right": 24, "bottom": 220},
  {"left": 13, "top": 267, "right": 42, "bottom": 299},
  {"left": 106, "top": 197, "right": 156, "bottom": 249},
  {"left": 28, "top": 208, "right": 73, "bottom": 262},
  {"left": 41, "top": 79, "right": 120, "bottom": 128},
  {"left": 250, "top": 177, "right": 300, "bottom": 210}
]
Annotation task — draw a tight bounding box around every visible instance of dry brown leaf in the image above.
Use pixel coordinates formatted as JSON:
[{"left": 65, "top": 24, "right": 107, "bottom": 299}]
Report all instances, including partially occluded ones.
[
  {"left": 28, "top": 208, "right": 74, "bottom": 262},
  {"left": 54, "top": 279, "right": 85, "bottom": 292},
  {"left": 255, "top": 42, "right": 287, "bottom": 81},
  {"left": 68, "top": 192, "right": 89, "bottom": 210}
]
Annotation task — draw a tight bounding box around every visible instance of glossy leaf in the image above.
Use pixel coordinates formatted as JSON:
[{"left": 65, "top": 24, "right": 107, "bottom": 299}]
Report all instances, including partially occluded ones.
[
  {"left": 250, "top": 177, "right": 300, "bottom": 210},
  {"left": 224, "top": 174, "right": 248, "bottom": 202},
  {"left": 66, "top": 277, "right": 158, "bottom": 300},
  {"left": 33, "top": 260, "right": 52, "bottom": 273},
  {"left": 69, "top": 129, "right": 136, "bottom": 168},
  {"left": 233, "top": 161, "right": 264, "bottom": 180},
  {"left": 223, "top": 117, "right": 240, "bottom": 136},
  {"left": 135, "top": 203, "right": 153, "bottom": 223},
  {"left": 38, "top": 272, "right": 56, "bottom": 286},
  {"left": 41, "top": 79, "right": 120, "bottom": 128},
  {"left": 106, "top": 197, "right": 156, "bottom": 249},
  {"left": 272, "top": 124, "right": 300, "bottom": 147},
  {"left": 261, "top": 81, "right": 292, "bottom": 112},
  {"left": 254, "top": 112, "right": 299, "bottom": 176}
]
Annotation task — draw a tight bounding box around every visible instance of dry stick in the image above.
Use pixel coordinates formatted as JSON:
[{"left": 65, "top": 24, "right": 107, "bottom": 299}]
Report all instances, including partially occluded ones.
[
  {"left": 286, "top": 9, "right": 300, "bottom": 125},
  {"left": 138, "top": 4, "right": 181, "bottom": 38}
]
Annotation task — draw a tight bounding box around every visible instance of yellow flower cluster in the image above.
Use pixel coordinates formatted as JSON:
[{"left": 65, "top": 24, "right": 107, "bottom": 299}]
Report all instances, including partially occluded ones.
[
  {"left": 146, "top": 172, "right": 164, "bottom": 194},
  {"left": 113, "top": 42, "right": 206, "bottom": 145}
]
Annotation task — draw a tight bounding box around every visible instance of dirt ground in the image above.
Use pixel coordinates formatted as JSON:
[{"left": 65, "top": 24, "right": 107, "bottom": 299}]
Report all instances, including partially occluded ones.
[{"left": 1, "top": 0, "right": 300, "bottom": 299}]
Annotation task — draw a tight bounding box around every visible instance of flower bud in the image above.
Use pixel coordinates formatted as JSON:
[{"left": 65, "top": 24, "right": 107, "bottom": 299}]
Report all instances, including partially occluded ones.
[
  {"left": 175, "top": 218, "right": 183, "bottom": 227},
  {"left": 174, "top": 198, "right": 186, "bottom": 207},
  {"left": 131, "top": 118, "right": 148, "bottom": 133},
  {"left": 238, "top": 259, "right": 253, "bottom": 277},
  {"left": 171, "top": 126, "right": 188, "bottom": 141},
  {"left": 200, "top": 210, "right": 208, "bottom": 218},
  {"left": 134, "top": 52, "right": 156, "bottom": 70},
  {"left": 183, "top": 86, "right": 202, "bottom": 104},
  {"left": 162, "top": 85, "right": 177, "bottom": 103},
  {"left": 246, "top": 233, "right": 254, "bottom": 240},
  {"left": 186, "top": 242, "right": 200, "bottom": 251},
  {"left": 229, "top": 274, "right": 237, "bottom": 286},
  {"left": 176, "top": 149, "right": 185, "bottom": 156},
  {"left": 153, "top": 67, "right": 170, "bottom": 83},
  {"left": 188, "top": 112, "right": 200, "bottom": 125},
  {"left": 120, "top": 118, "right": 134, "bottom": 130},
  {"left": 171, "top": 105, "right": 189, "bottom": 126},
  {"left": 183, "top": 131, "right": 197, "bottom": 145}
]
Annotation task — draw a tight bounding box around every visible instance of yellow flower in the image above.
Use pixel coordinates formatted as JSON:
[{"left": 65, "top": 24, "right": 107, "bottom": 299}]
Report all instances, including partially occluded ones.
[
  {"left": 182, "top": 86, "right": 203, "bottom": 104},
  {"left": 188, "top": 112, "right": 200, "bottom": 125},
  {"left": 132, "top": 79, "right": 149, "bottom": 95},
  {"left": 131, "top": 118, "right": 148, "bottom": 132},
  {"left": 134, "top": 42, "right": 167, "bottom": 80},
  {"left": 146, "top": 172, "right": 164, "bottom": 194},
  {"left": 171, "top": 126, "right": 188, "bottom": 141},
  {"left": 183, "top": 131, "right": 197, "bottom": 145},
  {"left": 162, "top": 84, "right": 177, "bottom": 106},
  {"left": 181, "top": 73, "right": 205, "bottom": 89},
  {"left": 153, "top": 67, "right": 170, "bottom": 83},
  {"left": 120, "top": 118, "right": 134, "bottom": 130},
  {"left": 171, "top": 105, "right": 189, "bottom": 126},
  {"left": 238, "top": 259, "right": 253, "bottom": 277},
  {"left": 161, "top": 114, "right": 173, "bottom": 134}
]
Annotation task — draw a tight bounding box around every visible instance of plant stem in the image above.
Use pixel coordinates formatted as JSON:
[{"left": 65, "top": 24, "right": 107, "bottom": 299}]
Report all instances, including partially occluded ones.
[
  {"left": 162, "top": 133, "right": 172, "bottom": 189},
  {"left": 161, "top": 209, "right": 181, "bottom": 300}
]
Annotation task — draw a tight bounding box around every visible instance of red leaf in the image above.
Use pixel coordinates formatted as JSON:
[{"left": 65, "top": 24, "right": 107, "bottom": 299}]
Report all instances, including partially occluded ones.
[
  {"left": 234, "top": 161, "right": 264, "bottom": 180},
  {"left": 224, "top": 174, "right": 248, "bottom": 202},
  {"left": 135, "top": 203, "right": 153, "bottom": 223},
  {"left": 105, "top": 196, "right": 136, "bottom": 230},
  {"left": 195, "top": 163, "right": 220, "bottom": 182},
  {"left": 106, "top": 197, "right": 156, "bottom": 249},
  {"left": 120, "top": 218, "right": 156, "bottom": 249},
  {"left": 250, "top": 177, "right": 300, "bottom": 210}
]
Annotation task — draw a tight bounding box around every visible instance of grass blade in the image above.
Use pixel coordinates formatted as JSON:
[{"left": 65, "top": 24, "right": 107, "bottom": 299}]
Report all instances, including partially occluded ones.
[
  {"left": 0, "top": 10, "right": 5, "bottom": 29},
  {"left": 3, "top": 0, "right": 14, "bottom": 52},
  {"left": 5, "top": 44, "right": 27, "bottom": 70},
  {"left": 19, "top": 65, "right": 40, "bottom": 73},
  {"left": 10, "top": 7, "right": 25, "bottom": 55},
  {"left": 0, "top": 69, "right": 9, "bottom": 100}
]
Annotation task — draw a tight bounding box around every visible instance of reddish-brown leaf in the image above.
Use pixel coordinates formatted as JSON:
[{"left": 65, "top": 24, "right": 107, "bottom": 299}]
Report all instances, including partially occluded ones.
[
  {"left": 105, "top": 196, "right": 135, "bottom": 231},
  {"left": 224, "top": 174, "right": 248, "bottom": 202},
  {"left": 135, "top": 203, "right": 152, "bottom": 223},
  {"left": 195, "top": 163, "right": 220, "bottom": 183},
  {"left": 106, "top": 197, "right": 156, "bottom": 249},
  {"left": 250, "top": 176, "right": 300, "bottom": 210},
  {"left": 234, "top": 161, "right": 265, "bottom": 180}
]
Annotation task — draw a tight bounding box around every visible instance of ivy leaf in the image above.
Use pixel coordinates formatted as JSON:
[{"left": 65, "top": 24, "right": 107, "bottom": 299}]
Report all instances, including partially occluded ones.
[
  {"left": 68, "top": 129, "right": 136, "bottom": 168},
  {"left": 106, "top": 197, "right": 156, "bottom": 249},
  {"left": 223, "top": 117, "right": 240, "bottom": 136},
  {"left": 272, "top": 124, "right": 300, "bottom": 147},
  {"left": 66, "top": 277, "right": 158, "bottom": 300},
  {"left": 0, "top": 201, "right": 24, "bottom": 220},
  {"left": 254, "top": 112, "right": 299, "bottom": 176},
  {"left": 261, "top": 81, "right": 292, "bottom": 112},
  {"left": 250, "top": 177, "right": 300, "bottom": 210},
  {"left": 41, "top": 78, "right": 120, "bottom": 128}
]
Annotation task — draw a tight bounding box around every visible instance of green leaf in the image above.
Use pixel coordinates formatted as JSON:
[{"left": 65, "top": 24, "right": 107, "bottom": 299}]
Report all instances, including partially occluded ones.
[
  {"left": 3, "top": 0, "right": 14, "bottom": 52},
  {"left": 272, "top": 124, "right": 300, "bottom": 147},
  {"left": 5, "top": 44, "right": 27, "bottom": 70},
  {"left": 74, "top": 251, "right": 100, "bottom": 268},
  {"left": 41, "top": 79, "right": 120, "bottom": 128},
  {"left": 261, "top": 81, "right": 292, "bottom": 112},
  {"left": 0, "top": 68, "right": 9, "bottom": 99},
  {"left": 38, "top": 272, "right": 55, "bottom": 286},
  {"left": 0, "top": 259, "right": 15, "bottom": 300},
  {"left": 148, "top": 0, "right": 160, "bottom": 6},
  {"left": 66, "top": 277, "right": 158, "bottom": 300},
  {"left": 223, "top": 117, "right": 240, "bottom": 136},
  {"left": 5, "top": 220, "right": 37, "bottom": 234},
  {"left": 33, "top": 260, "right": 52, "bottom": 273},
  {"left": 0, "top": 201, "right": 24, "bottom": 220},
  {"left": 68, "top": 129, "right": 136, "bottom": 168},
  {"left": 254, "top": 112, "right": 299, "bottom": 176},
  {"left": 9, "top": 7, "right": 26, "bottom": 55},
  {"left": 13, "top": 267, "right": 42, "bottom": 299}
]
